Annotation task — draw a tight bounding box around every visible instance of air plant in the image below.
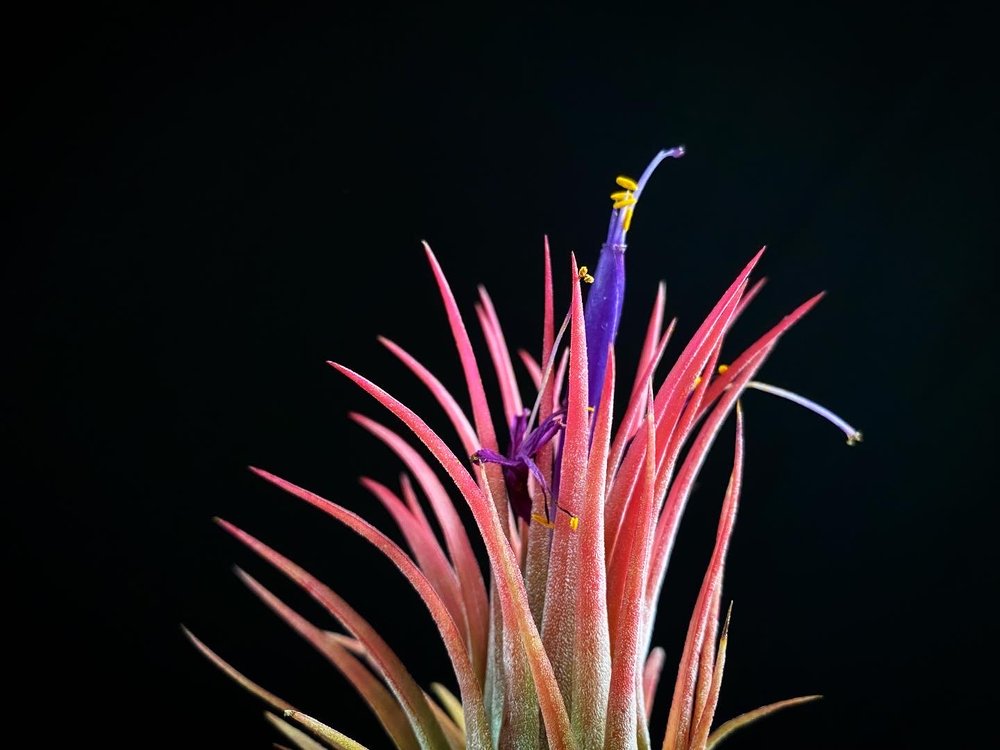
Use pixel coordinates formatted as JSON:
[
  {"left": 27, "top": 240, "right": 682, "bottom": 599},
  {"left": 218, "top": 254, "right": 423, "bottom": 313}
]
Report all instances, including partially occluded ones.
[{"left": 186, "top": 148, "right": 862, "bottom": 750}]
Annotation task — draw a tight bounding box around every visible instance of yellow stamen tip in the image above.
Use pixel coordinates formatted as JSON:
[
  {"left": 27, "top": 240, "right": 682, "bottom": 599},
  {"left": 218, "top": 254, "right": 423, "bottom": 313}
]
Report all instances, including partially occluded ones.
[
  {"left": 612, "top": 196, "right": 638, "bottom": 209},
  {"left": 615, "top": 175, "right": 638, "bottom": 191},
  {"left": 693, "top": 375, "right": 703, "bottom": 388},
  {"left": 531, "top": 513, "right": 555, "bottom": 529},
  {"left": 609, "top": 190, "right": 630, "bottom": 201},
  {"left": 847, "top": 431, "right": 864, "bottom": 446},
  {"left": 470, "top": 453, "right": 481, "bottom": 464},
  {"left": 586, "top": 405, "right": 595, "bottom": 413},
  {"left": 622, "top": 206, "right": 634, "bottom": 232},
  {"left": 718, "top": 364, "right": 730, "bottom": 374},
  {"left": 569, "top": 515, "right": 579, "bottom": 532}
]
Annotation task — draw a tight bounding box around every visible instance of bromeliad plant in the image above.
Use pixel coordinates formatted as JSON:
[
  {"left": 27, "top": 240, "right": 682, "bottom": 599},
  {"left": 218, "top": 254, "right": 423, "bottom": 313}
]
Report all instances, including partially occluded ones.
[{"left": 186, "top": 148, "right": 862, "bottom": 750}]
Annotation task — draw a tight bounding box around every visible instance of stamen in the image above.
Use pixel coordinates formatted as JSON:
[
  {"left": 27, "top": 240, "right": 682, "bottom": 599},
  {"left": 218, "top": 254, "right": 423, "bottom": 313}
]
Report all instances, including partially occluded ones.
[
  {"left": 586, "top": 405, "right": 595, "bottom": 413},
  {"left": 531, "top": 505, "right": 580, "bottom": 532},
  {"left": 616, "top": 175, "right": 639, "bottom": 191},
  {"left": 612, "top": 196, "right": 638, "bottom": 209},
  {"left": 609, "top": 190, "right": 631, "bottom": 201},
  {"left": 746, "top": 380, "right": 863, "bottom": 446},
  {"left": 531, "top": 512, "right": 555, "bottom": 528},
  {"left": 622, "top": 206, "right": 634, "bottom": 232},
  {"left": 470, "top": 453, "right": 482, "bottom": 464},
  {"left": 578, "top": 265, "right": 595, "bottom": 284},
  {"left": 692, "top": 375, "right": 703, "bottom": 389},
  {"left": 717, "top": 364, "right": 729, "bottom": 374}
]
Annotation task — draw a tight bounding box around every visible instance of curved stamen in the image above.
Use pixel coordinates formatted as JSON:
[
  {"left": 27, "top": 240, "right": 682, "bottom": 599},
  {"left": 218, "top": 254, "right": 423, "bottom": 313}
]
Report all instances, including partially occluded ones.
[{"left": 745, "top": 380, "right": 863, "bottom": 446}]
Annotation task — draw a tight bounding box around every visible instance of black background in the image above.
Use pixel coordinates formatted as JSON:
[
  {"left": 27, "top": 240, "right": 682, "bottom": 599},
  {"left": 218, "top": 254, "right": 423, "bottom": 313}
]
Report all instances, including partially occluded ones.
[{"left": 4, "top": 3, "right": 995, "bottom": 749}]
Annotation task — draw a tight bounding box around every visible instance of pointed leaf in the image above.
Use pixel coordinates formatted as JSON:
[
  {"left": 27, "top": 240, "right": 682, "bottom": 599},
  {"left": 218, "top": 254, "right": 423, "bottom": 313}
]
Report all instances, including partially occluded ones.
[
  {"left": 182, "top": 627, "right": 292, "bottom": 713},
  {"left": 660, "top": 406, "right": 744, "bottom": 750},
  {"left": 541, "top": 255, "right": 590, "bottom": 712},
  {"left": 217, "top": 521, "right": 451, "bottom": 750},
  {"left": 329, "top": 363, "right": 577, "bottom": 750},
  {"left": 238, "top": 571, "right": 420, "bottom": 750},
  {"left": 282, "top": 710, "right": 373, "bottom": 750},
  {"left": 690, "top": 602, "right": 733, "bottom": 749},
  {"left": 604, "top": 400, "right": 657, "bottom": 750},
  {"left": 705, "top": 696, "right": 822, "bottom": 750},
  {"left": 476, "top": 285, "right": 524, "bottom": 423},
  {"left": 572, "top": 346, "right": 614, "bottom": 750},
  {"left": 348, "top": 414, "right": 489, "bottom": 685},
  {"left": 264, "top": 713, "right": 328, "bottom": 750},
  {"left": 378, "top": 336, "right": 479, "bottom": 457},
  {"left": 423, "top": 242, "right": 512, "bottom": 529},
  {"left": 236, "top": 477, "right": 491, "bottom": 750},
  {"left": 642, "top": 647, "right": 666, "bottom": 722},
  {"left": 430, "top": 683, "right": 466, "bottom": 736}
]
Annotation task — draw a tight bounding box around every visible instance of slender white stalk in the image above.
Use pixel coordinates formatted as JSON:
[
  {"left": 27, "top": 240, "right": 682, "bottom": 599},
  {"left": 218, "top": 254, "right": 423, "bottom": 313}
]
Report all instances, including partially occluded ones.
[{"left": 746, "top": 380, "right": 863, "bottom": 445}]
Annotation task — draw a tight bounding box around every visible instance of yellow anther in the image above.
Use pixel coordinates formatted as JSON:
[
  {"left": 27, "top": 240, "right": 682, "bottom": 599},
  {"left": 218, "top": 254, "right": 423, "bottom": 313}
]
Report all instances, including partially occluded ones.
[
  {"left": 533, "top": 506, "right": 580, "bottom": 531},
  {"left": 847, "top": 431, "right": 864, "bottom": 447},
  {"left": 470, "top": 453, "right": 482, "bottom": 464},
  {"left": 718, "top": 364, "right": 730, "bottom": 374},
  {"left": 531, "top": 512, "right": 555, "bottom": 529},
  {"left": 622, "top": 206, "right": 634, "bottom": 232},
  {"left": 578, "top": 266, "right": 594, "bottom": 284},
  {"left": 692, "top": 375, "right": 703, "bottom": 389},
  {"left": 616, "top": 175, "right": 638, "bottom": 191},
  {"left": 586, "top": 405, "right": 595, "bottom": 413},
  {"left": 612, "top": 196, "right": 638, "bottom": 210},
  {"left": 609, "top": 190, "right": 630, "bottom": 201}
]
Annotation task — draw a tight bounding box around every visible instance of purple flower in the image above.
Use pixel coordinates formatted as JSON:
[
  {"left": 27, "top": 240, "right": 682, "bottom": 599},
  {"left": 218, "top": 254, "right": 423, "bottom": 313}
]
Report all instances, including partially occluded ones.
[
  {"left": 471, "top": 409, "right": 564, "bottom": 524},
  {"left": 584, "top": 147, "right": 685, "bottom": 411}
]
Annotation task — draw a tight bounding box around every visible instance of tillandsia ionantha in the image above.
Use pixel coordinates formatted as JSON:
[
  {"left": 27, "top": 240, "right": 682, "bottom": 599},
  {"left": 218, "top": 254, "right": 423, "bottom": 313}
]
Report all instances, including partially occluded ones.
[{"left": 185, "top": 148, "right": 862, "bottom": 750}]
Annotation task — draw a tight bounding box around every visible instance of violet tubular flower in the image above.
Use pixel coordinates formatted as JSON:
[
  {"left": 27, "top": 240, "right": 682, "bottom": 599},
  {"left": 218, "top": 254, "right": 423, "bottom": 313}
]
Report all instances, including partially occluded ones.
[
  {"left": 187, "top": 148, "right": 861, "bottom": 750},
  {"left": 584, "top": 147, "right": 685, "bottom": 411},
  {"left": 470, "top": 409, "right": 566, "bottom": 526}
]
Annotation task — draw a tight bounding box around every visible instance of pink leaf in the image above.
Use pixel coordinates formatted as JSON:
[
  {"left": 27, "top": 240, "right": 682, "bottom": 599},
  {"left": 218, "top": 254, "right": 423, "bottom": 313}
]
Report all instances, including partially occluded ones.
[
  {"left": 642, "top": 647, "right": 666, "bottom": 722},
  {"left": 329, "top": 363, "right": 577, "bottom": 750},
  {"left": 661, "top": 405, "right": 744, "bottom": 750},
  {"left": 349, "top": 413, "right": 489, "bottom": 684},
  {"left": 423, "top": 242, "right": 512, "bottom": 527},
  {"left": 572, "top": 346, "right": 615, "bottom": 750},
  {"left": 237, "top": 572, "right": 420, "bottom": 750},
  {"left": 378, "top": 336, "right": 479, "bottom": 458},
  {"left": 540, "top": 254, "right": 591, "bottom": 711},
  {"left": 217, "top": 517, "right": 462, "bottom": 750},
  {"left": 360, "top": 476, "right": 468, "bottom": 656},
  {"left": 476, "top": 285, "right": 524, "bottom": 423},
  {"left": 604, "top": 396, "right": 658, "bottom": 750}
]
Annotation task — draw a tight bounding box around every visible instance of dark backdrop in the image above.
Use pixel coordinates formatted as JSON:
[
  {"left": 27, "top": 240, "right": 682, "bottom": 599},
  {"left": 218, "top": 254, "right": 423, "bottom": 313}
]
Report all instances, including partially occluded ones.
[{"left": 4, "top": 3, "right": 994, "bottom": 749}]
